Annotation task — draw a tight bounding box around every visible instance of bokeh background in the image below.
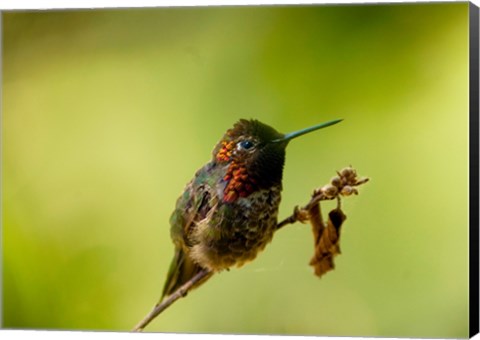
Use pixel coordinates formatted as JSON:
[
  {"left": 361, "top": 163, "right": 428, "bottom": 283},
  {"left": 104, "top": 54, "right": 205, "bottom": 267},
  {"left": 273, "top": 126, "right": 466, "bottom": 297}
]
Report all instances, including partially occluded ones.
[{"left": 2, "top": 3, "right": 470, "bottom": 338}]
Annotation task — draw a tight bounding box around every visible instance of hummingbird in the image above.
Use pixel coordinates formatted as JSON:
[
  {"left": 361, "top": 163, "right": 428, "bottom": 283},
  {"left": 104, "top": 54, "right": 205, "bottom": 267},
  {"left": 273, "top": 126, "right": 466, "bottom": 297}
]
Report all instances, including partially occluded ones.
[{"left": 161, "top": 118, "right": 342, "bottom": 300}]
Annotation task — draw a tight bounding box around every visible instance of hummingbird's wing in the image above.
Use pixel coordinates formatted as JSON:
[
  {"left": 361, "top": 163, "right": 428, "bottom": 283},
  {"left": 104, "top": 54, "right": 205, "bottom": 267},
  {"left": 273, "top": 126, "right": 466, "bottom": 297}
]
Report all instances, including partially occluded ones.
[{"left": 160, "top": 163, "right": 220, "bottom": 301}]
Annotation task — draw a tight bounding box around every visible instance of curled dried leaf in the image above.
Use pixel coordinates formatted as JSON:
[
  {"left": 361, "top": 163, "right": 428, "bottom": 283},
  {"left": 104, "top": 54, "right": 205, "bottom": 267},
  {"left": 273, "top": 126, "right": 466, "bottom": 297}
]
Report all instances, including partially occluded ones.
[
  {"left": 306, "top": 166, "right": 368, "bottom": 278},
  {"left": 276, "top": 166, "right": 368, "bottom": 278},
  {"left": 309, "top": 208, "right": 346, "bottom": 278}
]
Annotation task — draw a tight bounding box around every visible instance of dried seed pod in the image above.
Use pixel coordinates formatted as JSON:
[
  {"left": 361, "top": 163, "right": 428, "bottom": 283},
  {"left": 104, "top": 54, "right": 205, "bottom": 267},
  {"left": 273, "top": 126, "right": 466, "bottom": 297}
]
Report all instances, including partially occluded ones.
[
  {"left": 340, "top": 167, "right": 355, "bottom": 179},
  {"left": 331, "top": 176, "right": 342, "bottom": 188},
  {"left": 340, "top": 185, "right": 358, "bottom": 196},
  {"left": 322, "top": 184, "right": 338, "bottom": 198}
]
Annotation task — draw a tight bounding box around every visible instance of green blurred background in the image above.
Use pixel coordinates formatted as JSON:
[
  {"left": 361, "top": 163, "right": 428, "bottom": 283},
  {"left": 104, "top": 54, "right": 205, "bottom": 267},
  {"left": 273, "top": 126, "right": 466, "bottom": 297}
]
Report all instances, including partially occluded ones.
[{"left": 2, "top": 3, "right": 470, "bottom": 338}]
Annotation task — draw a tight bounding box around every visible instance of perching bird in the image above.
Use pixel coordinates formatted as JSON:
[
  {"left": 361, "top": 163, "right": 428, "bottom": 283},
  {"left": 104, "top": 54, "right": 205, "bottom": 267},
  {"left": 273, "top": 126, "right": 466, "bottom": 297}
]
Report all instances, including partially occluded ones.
[{"left": 160, "top": 118, "right": 342, "bottom": 300}]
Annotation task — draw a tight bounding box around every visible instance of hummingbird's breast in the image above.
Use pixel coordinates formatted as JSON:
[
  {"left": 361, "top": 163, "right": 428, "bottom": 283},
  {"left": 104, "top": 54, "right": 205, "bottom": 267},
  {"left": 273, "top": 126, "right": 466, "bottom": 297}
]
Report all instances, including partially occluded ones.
[{"left": 189, "top": 185, "right": 282, "bottom": 272}]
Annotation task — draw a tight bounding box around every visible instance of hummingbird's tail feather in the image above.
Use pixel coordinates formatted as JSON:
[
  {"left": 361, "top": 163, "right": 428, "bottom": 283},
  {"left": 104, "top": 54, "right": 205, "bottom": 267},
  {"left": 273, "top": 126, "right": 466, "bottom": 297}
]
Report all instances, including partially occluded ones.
[
  {"left": 134, "top": 267, "right": 212, "bottom": 332},
  {"left": 160, "top": 247, "right": 212, "bottom": 302}
]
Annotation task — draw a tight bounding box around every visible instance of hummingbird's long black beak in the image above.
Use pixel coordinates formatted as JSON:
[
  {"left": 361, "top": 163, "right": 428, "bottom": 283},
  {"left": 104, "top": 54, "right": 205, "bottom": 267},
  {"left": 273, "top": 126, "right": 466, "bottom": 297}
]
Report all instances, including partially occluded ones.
[{"left": 270, "top": 118, "right": 343, "bottom": 144}]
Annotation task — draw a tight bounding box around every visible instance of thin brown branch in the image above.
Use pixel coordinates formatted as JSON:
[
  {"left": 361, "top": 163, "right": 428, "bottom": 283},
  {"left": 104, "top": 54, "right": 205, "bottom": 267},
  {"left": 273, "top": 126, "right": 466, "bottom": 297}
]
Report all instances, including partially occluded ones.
[
  {"left": 132, "top": 268, "right": 213, "bottom": 332},
  {"left": 276, "top": 192, "right": 333, "bottom": 230},
  {"left": 276, "top": 166, "right": 368, "bottom": 231}
]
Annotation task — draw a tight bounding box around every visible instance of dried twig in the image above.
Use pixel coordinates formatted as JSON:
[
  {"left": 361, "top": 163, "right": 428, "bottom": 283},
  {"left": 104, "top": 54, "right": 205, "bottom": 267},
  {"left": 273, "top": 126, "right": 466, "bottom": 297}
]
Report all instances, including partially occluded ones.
[
  {"left": 277, "top": 166, "right": 368, "bottom": 230},
  {"left": 132, "top": 268, "right": 212, "bottom": 332}
]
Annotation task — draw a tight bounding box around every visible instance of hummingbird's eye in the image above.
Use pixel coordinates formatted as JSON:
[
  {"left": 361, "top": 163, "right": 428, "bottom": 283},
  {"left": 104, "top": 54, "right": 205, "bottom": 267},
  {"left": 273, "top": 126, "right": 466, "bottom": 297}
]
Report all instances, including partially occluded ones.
[{"left": 238, "top": 140, "right": 254, "bottom": 150}]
